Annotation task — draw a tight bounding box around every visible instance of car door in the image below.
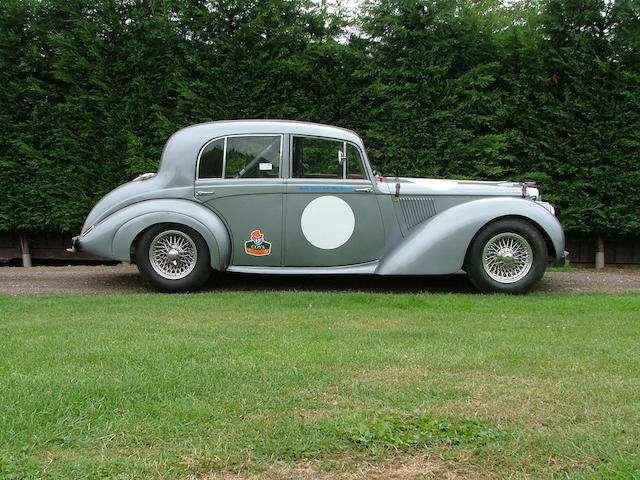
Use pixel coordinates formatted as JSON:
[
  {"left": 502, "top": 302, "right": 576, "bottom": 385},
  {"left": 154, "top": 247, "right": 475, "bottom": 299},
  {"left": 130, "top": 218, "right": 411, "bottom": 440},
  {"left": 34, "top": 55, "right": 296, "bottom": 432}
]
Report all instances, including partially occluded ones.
[
  {"left": 284, "top": 135, "right": 385, "bottom": 267},
  {"left": 194, "top": 134, "right": 284, "bottom": 267}
]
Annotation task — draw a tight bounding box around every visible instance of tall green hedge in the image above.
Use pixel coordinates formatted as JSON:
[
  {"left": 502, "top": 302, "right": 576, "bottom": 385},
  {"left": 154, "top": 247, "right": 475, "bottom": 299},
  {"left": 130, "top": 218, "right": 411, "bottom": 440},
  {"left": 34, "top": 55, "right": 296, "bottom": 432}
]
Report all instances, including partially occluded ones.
[{"left": 0, "top": 0, "right": 638, "bottom": 235}]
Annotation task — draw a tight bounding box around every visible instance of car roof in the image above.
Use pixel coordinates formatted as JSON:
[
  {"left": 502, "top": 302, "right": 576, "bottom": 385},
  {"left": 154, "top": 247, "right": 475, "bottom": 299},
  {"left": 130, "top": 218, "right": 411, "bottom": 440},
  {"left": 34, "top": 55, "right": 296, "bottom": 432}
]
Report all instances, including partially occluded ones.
[
  {"left": 175, "top": 119, "right": 361, "bottom": 142},
  {"left": 158, "top": 120, "right": 365, "bottom": 182}
]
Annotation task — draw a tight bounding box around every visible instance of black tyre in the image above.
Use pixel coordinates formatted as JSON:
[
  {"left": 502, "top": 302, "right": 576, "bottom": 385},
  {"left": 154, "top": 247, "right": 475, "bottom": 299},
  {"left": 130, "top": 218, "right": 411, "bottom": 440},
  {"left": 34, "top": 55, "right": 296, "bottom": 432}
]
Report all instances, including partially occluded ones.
[
  {"left": 465, "top": 219, "right": 547, "bottom": 294},
  {"left": 135, "top": 223, "right": 211, "bottom": 292}
]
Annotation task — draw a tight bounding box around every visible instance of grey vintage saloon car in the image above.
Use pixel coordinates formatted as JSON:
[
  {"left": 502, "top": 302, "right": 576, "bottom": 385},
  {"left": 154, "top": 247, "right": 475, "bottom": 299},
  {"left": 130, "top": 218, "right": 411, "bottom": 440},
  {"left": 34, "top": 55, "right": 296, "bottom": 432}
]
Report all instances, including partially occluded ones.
[{"left": 71, "top": 120, "right": 566, "bottom": 293}]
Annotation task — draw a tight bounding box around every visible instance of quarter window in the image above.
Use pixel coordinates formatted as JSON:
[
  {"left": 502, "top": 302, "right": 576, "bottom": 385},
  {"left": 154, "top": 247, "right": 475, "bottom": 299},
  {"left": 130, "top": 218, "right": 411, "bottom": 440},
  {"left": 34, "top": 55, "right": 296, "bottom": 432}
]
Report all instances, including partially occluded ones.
[
  {"left": 197, "top": 135, "right": 281, "bottom": 179},
  {"left": 198, "top": 139, "right": 224, "bottom": 179},
  {"left": 292, "top": 136, "right": 365, "bottom": 179}
]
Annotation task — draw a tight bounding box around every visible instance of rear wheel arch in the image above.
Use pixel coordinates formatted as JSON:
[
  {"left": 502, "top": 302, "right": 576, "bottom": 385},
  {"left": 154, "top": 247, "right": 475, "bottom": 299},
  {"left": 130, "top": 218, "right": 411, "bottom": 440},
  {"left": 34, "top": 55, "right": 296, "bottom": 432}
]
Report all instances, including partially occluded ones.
[
  {"left": 110, "top": 204, "right": 231, "bottom": 271},
  {"left": 130, "top": 220, "right": 226, "bottom": 271}
]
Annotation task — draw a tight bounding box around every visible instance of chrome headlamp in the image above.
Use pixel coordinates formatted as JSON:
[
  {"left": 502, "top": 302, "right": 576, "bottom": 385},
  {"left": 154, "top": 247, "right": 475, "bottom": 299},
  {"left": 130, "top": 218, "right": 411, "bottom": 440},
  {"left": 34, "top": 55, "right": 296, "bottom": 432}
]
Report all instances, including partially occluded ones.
[{"left": 525, "top": 186, "right": 540, "bottom": 201}]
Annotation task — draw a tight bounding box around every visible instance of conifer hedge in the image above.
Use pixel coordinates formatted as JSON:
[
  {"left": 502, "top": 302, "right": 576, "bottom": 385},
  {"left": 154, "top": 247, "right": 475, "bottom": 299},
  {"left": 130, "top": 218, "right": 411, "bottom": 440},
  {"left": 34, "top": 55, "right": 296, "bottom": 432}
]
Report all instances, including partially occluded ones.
[{"left": 0, "top": 0, "right": 638, "bottom": 235}]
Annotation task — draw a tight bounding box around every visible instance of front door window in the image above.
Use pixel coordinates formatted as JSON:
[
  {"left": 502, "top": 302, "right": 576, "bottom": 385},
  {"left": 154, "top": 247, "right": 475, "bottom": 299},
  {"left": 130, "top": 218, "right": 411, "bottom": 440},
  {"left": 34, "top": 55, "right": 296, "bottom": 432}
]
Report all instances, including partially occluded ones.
[{"left": 292, "top": 136, "right": 365, "bottom": 179}]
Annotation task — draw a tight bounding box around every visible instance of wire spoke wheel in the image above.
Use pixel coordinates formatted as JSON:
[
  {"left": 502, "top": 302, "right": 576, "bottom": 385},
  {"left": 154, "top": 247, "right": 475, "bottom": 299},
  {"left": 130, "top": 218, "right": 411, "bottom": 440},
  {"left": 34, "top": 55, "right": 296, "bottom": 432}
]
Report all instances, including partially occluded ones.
[
  {"left": 148, "top": 230, "right": 198, "bottom": 280},
  {"left": 481, "top": 232, "right": 533, "bottom": 284}
]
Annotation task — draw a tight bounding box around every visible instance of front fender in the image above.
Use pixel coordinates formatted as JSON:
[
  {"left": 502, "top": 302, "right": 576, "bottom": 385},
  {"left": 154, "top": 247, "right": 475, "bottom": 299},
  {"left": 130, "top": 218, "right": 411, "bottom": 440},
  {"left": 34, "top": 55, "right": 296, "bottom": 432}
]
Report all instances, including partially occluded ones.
[
  {"left": 375, "top": 197, "right": 564, "bottom": 275},
  {"left": 78, "top": 199, "right": 231, "bottom": 270}
]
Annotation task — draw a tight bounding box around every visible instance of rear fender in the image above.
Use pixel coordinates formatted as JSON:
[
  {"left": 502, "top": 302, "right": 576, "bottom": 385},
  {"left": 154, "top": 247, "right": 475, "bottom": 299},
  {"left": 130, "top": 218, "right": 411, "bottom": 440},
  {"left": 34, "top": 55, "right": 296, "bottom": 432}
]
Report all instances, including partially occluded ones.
[
  {"left": 81, "top": 199, "right": 231, "bottom": 270},
  {"left": 375, "top": 197, "right": 564, "bottom": 275}
]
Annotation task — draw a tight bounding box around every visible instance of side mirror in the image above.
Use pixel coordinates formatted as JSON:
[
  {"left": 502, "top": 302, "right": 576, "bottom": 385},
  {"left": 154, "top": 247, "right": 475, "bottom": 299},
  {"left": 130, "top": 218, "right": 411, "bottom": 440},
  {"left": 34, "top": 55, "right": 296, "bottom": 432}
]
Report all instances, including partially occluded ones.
[{"left": 337, "top": 150, "right": 346, "bottom": 164}]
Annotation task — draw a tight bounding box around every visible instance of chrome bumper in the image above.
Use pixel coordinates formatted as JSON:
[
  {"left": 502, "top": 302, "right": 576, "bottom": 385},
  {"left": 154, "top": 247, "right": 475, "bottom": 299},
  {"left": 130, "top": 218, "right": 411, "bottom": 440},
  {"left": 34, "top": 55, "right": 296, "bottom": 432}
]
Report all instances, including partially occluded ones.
[{"left": 66, "top": 235, "right": 81, "bottom": 253}]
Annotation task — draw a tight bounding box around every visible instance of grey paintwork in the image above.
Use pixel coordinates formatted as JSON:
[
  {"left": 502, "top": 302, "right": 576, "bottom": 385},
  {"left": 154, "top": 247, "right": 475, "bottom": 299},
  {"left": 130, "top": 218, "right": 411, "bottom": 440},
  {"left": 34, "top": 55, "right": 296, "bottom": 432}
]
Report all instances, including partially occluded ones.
[
  {"left": 80, "top": 199, "right": 230, "bottom": 269},
  {"left": 376, "top": 197, "right": 563, "bottom": 275},
  {"left": 75, "top": 119, "right": 565, "bottom": 276}
]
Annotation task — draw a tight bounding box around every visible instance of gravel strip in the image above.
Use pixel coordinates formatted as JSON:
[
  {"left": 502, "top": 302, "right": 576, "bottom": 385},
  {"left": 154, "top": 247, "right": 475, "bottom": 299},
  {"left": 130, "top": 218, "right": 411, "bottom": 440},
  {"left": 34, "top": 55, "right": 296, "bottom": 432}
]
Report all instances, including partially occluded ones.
[{"left": 0, "top": 265, "right": 638, "bottom": 296}]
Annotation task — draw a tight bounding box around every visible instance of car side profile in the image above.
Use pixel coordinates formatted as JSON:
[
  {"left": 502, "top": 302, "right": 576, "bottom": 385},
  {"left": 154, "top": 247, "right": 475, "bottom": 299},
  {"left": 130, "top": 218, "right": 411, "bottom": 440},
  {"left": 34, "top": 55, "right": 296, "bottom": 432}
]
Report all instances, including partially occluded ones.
[{"left": 70, "top": 120, "right": 567, "bottom": 293}]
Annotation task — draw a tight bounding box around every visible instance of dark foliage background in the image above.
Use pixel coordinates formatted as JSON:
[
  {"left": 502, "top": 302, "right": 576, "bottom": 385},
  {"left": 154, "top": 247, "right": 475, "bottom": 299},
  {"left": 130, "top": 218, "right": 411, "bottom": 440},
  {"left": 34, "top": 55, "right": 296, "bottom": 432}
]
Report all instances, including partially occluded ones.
[{"left": 0, "top": 0, "right": 638, "bottom": 235}]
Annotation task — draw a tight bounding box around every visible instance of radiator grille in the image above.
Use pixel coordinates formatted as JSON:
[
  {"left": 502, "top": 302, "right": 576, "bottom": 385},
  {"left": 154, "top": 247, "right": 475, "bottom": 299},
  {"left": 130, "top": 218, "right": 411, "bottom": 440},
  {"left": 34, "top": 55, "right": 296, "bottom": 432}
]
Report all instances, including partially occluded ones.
[{"left": 399, "top": 197, "right": 437, "bottom": 229}]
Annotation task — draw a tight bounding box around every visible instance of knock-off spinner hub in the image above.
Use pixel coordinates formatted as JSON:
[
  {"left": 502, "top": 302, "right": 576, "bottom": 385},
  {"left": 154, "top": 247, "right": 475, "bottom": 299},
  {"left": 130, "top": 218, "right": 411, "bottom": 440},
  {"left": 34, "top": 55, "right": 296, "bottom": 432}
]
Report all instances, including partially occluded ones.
[
  {"left": 496, "top": 248, "right": 515, "bottom": 264},
  {"left": 166, "top": 248, "right": 181, "bottom": 265}
]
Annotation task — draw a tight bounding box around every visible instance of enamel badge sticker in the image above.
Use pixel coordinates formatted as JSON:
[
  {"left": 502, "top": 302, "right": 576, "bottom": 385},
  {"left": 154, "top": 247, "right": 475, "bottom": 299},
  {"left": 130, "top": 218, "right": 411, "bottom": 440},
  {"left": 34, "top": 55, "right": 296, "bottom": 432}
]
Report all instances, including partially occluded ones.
[{"left": 244, "top": 230, "right": 272, "bottom": 256}]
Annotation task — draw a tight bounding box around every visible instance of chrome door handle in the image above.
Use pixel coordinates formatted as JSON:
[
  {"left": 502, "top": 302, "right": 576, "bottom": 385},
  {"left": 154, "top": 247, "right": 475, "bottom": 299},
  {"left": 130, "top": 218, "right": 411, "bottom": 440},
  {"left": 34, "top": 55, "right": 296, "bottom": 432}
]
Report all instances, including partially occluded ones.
[
  {"left": 354, "top": 187, "right": 373, "bottom": 193},
  {"left": 195, "top": 190, "right": 214, "bottom": 197}
]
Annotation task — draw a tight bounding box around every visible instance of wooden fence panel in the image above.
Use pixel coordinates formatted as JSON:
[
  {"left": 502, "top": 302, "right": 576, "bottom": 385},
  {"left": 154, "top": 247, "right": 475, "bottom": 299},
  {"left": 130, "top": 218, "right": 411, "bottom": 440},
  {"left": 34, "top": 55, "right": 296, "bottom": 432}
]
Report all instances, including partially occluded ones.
[{"left": 0, "top": 231, "right": 638, "bottom": 266}]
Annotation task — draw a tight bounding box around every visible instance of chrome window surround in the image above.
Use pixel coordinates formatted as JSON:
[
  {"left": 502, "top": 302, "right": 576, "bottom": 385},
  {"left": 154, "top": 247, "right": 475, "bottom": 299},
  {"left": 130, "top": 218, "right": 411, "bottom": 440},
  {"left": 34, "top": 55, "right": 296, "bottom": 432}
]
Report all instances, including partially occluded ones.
[
  {"left": 196, "top": 134, "right": 284, "bottom": 180},
  {"left": 289, "top": 135, "right": 370, "bottom": 181}
]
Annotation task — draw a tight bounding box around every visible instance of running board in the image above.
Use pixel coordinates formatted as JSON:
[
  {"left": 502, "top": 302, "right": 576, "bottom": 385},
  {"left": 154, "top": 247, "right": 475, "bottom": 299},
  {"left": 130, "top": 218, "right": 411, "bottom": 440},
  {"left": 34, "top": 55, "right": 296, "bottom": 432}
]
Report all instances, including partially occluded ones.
[{"left": 226, "top": 262, "right": 378, "bottom": 275}]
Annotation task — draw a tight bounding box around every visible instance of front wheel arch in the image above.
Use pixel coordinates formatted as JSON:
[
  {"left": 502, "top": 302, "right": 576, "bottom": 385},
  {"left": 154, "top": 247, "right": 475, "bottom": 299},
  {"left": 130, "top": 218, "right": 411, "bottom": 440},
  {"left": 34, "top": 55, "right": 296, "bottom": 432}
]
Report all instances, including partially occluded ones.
[{"left": 466, "top": 214, "right": 556, "bottom": 262}]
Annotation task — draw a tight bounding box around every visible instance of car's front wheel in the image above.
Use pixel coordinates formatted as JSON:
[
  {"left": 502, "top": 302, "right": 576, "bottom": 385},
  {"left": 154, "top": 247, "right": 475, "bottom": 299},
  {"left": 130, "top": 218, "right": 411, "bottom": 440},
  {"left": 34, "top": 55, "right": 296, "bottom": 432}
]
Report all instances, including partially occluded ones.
[
  {"left": 465, "top": 219, "right": 547, "bottom": 294},
  {"left": 135, "top": 223, "right": 211, "bottom": 292}
]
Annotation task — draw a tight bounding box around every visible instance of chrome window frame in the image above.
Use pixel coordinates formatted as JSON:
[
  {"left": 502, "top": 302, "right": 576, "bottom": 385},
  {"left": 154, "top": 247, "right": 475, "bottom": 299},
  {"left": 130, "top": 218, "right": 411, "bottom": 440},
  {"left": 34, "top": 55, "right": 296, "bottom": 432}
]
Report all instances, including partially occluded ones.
[
  {"left": 289, "top": 135, "right": 370, "bottom": 181},
  {"left": 196, "top": 134, "right": 284, "bottom": 180}
]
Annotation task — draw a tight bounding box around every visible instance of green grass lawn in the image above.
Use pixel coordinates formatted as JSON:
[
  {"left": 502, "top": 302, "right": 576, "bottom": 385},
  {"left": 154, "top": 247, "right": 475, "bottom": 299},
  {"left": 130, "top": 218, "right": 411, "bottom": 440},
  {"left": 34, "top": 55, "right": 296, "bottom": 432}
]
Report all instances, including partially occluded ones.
[{"left": 1, "top": 292, "right": 639, "bottom": 479}]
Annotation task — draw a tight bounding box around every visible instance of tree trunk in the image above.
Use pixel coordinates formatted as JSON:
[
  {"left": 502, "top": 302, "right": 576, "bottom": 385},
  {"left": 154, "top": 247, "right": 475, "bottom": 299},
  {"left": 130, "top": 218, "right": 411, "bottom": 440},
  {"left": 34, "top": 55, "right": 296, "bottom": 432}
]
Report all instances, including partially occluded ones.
[
  {"left": 19, "top": 232, "right": 32, "bottom": 267},
  {"left": 595, "top": 232, "right": 605, "bottom": 270}
]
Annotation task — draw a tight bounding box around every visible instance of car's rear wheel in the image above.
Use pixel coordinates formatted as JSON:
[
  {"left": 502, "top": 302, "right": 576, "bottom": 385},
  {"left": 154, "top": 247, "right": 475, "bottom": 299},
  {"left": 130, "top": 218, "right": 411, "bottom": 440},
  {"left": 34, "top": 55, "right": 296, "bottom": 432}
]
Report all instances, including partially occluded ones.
[
  {"left": 465, "top": 219, "right": 547, "bottom": 294},
  {"left": 135, "top": 223, "right": 211, "bottom": 292}
]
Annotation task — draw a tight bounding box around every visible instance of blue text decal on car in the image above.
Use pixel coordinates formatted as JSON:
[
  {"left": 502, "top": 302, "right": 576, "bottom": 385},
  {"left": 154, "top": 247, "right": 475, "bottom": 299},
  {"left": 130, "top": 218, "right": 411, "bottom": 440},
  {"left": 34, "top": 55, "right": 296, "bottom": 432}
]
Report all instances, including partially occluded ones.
[{"left": 297, "top": 186, "right": 352, "bottom": 192}]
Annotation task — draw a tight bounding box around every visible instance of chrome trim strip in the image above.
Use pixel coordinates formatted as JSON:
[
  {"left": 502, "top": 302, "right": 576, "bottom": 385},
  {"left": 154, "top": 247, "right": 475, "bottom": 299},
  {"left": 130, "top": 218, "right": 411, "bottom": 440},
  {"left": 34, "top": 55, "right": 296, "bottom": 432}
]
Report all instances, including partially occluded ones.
[{"left": 227, "top": 261, "right": 378, "bottom": 275}]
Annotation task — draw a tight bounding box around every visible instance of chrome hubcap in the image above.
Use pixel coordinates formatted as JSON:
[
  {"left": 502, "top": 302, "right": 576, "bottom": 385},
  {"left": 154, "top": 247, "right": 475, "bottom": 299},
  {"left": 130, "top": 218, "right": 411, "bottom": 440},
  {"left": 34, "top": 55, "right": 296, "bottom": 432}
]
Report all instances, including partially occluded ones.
[
  {"left": 496, "top": 248, "right": 515, "bottom": 264},
  {"left": 482, "top": 232, "right": 533, "bottom": 283},
  {"left": 166, "top": 249, "right": 180, "bottom": 265},
  {"left": 149, "top": 230, "right": 198, "bottom": 280}
]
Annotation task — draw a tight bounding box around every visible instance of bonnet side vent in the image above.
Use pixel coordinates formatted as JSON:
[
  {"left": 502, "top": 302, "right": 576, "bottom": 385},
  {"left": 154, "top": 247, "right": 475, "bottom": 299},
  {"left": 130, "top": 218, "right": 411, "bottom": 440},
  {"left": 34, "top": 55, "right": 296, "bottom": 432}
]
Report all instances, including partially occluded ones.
[{"left": 399, "top": 197, "right": 437, "bottom": 229}]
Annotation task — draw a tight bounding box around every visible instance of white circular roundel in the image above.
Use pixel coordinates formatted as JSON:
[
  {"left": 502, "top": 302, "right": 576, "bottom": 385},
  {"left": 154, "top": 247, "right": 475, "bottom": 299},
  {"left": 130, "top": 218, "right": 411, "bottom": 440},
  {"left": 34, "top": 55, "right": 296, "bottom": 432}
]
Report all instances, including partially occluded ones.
[{"left": 301, "top": 196, "right": 355, "bottom": 249}]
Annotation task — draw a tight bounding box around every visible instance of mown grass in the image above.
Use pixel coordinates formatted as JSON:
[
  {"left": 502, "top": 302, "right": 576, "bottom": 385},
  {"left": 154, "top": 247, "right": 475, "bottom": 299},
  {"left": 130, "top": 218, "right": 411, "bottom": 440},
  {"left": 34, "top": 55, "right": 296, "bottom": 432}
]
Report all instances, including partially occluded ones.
[{"left": 0, "top": 292, "right": 639, "bottom": 479}]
